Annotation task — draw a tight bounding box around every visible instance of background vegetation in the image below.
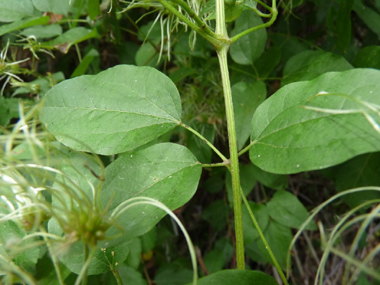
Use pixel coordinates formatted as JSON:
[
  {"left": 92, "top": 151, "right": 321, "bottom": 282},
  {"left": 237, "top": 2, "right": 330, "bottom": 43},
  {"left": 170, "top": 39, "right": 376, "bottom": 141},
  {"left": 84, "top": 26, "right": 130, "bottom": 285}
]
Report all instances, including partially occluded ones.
[{"left": 1, "top": 0, "right": 380, "bottom": 284}]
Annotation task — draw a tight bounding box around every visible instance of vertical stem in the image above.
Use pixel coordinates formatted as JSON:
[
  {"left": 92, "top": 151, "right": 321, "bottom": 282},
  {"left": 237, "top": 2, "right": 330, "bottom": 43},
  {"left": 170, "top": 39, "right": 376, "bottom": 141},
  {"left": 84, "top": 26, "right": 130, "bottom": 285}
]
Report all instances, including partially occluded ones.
[
  {"left": 215, "top": 0, "right": 227, "bottom": 36},
  {"left": 41, "top": 227, "right": 65, "bottom": 285},
  {"left": 217, "top": 48, "right": 245, "bottom": 269},
  {"left": 215, "top": 0, "right": 244, "bottom": 268},
  {"left": 81, "top": 245, "right": 89, "bottom": 285}
]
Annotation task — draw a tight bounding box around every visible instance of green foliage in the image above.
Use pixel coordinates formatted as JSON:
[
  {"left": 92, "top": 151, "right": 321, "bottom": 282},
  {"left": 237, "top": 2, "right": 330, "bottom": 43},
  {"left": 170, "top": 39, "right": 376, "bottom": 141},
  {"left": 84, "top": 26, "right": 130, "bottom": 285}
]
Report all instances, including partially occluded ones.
[
  {"left": 281, "top": 50, "right": 353, "bottom": 86},
  {"left": 0, "top": 0, "right": 35, "bottom": 22},
  {"left": 266, "top": 190, "right": 317, "bottom": 230},
  {"left": 40, "top": 65, "right": 182, "bottom": 155},
  {"left": 100, "top": 143, "right": 202, "bottom": 246},
  {"left": 230, "top": 10, "right": 267, "bottom": 65},
  {"left": 195, "top": 269, "right": 278, "bottom": 284},
  {"left": 332, "top": 153, "right": 380, "bottom": 208},
  {"left": 250, "top": 69, "right": 380, "bottom": 174},
  {"left": 2, "top": 0, "right": 380, "bottom": 284},
  {"left": 354, "top": 45, "right": 380, "bottom": 69},
  {"left": 232, "top": 81, "right": 266, "bottom": 150}
]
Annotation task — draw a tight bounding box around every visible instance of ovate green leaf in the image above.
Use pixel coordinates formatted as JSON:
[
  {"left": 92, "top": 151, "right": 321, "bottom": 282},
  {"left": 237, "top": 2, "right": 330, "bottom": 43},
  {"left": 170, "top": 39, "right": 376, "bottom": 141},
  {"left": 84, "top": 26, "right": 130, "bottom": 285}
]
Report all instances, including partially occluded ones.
[
  {"left": 250, "top": 69, "right": 380, "bottom": 174},
  {"left": 214, "top": 238, "right": 234, "bottom": 264},
  {"left": 269, "top": 33, "right": 309, "bottom": 63},
  {"left": 282, "top": 50, "right": 353, "bottom": 86},
  {"left": 32, "top": 0, "right": 73, "bottom": 15},
  {"left": 336, "top": 0, "right": 355, "bottom": 52},
  {"left": 334, "top": 152, "right": 380, "bottom": 208},
  {"left": 354, "top": 45, "right": 380, "bottom": 69},
  {"left": 232, "top": 81, "right": 266, "bottom": 150},
  {"left": 20, "top": 24, "right": 62, "bottom": 39},
  {"left": 40, "top": 65, "right": 182, "bottom": 155},
  {"left": 202, "top": 200, "right": 229, "bottom": 231},
  {"left": 230, "top": 10, "right": 267, "bottom": 65},
  {"left": 140, "top": 227, "right": 156, "bottom": 253},
  {"left": 256, "top": 221, "right": 292, "bottom": 269},
  {"left": 56, "top": 241, "right": 130, "bottom": 275},
  {"left": 242, "top": 202, "right": 269, "bottom": 244},
  {"left": 224, "top": 2, "right": 244, "bottom": 22},
  {"left": 0, "top": 209, "right": 40, "bottom": 274},
  {"left": 0, "top": 16, "right": 49, "bottom": 37},
  {"left": 40, "top": 27, "right": 98, "bottom": 53},
  {"left": 135, "top": 40, "right": 160, "bottom": 67},
  {"left": 0, "top": 0, "right": 35, "bottom": 22},
  {"left": 118, "top": 265, "right": 148, "bottom": 285},
  {"left": 250, "top": 164, "right": 288, "bottom": 190},
  {"left": 36, "top": 254, "right": 71, "bottom": 285},
  {"left": 155, "top": 261, "right": 193, "bottom": 285},
  {"left": 266, "top": 190, "right": 316, "bottom": 230},
  {"left": 0, "top": 97, "right": 19, "bottom": 126},
  {"left": 254, "top": 47, "right": 282, "bottom": 79},
  {"left": 195, "top": 269, "right": 278, "bottom": 285},
  {"left": 203, "top": 250, "right": 226, "bottom": 274},
  {"left": 100, "top": 143, "right": 201, "bottom": 246},
  {"left": 88, "top": 0, "right": 101, "bottom": 20},
  {"left": 244, "top": 0, "right": 257, "bottom": 10},
  {"left": 125, "top": 238, "right": 141, "bottom": 269},
  {"left": 169, "top": 67, "right": 197, "bottom": 83}
]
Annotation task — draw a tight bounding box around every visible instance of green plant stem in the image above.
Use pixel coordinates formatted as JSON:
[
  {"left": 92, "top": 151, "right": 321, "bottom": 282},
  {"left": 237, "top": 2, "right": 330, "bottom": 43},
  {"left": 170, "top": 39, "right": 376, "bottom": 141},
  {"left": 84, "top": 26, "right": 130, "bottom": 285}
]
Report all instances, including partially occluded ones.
[
  {"left": 112, "top": 268, "right": 122, "bottom": 285},
  {"left": 41, "top": 227, "right": 65, "bottom": 285},
  {"left": 75, "top": 44, "right": 83, "bottom": 62},
  {"left": 240, "top": 188, "right": 289, "bottom": 285},
  {"left": 179, "top": 122, "right": 228, "bottom": 162},
  {"left": 75, "top": 246, "right": 96, "bottom": 285},
  {"left": 71, "top": 0, "right": 86, "bottom": 28},
  {"left": 158, "top": 0, "right": 221, "bottom": 47},
  {"left": 214, "top": 0, "right": 244, "bottom": 269},
  {"left": 0, "top": 254, "right": 37, "bottom": 285},
  {"left": 230, "top": 0, "right": 277, "bottom": 43},
  {"left": 253, "top": 0, "right": 271, "bottom": 10},
  {"left": 81, "top": 245, "right": 89, "bottom": 285},
  {"left": 202, "top": 162, "right": 228, "bottom": 168},
  {"left": 217, "top": 48, "right": 244, "bottom": 269},
  {"left": 238, "top": 142, "right": 254, "bottom": 156}
]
